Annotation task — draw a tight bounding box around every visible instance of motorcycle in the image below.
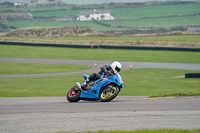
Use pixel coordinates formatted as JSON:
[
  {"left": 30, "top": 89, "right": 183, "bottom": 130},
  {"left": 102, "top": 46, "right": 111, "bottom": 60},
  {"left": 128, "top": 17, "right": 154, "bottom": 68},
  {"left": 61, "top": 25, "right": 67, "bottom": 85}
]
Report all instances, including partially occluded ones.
[{"left": 67, "top": 73, "right": 123, "bottom": 102}]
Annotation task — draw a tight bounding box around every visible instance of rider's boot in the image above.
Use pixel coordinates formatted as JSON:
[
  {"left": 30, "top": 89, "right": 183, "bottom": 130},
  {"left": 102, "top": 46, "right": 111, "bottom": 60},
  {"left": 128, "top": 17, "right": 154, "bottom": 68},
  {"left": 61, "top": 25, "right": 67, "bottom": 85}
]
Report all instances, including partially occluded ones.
[
  {"left": 81, "top": 81, "right": 87, "bottom": 90},
  {"left": 81, "top": 82, "right": 95, "bottom": 91},
  {"left": 81, "top": 77, "right": 92, "bottom": 90},
  {"left": 81, "top": 77, "right": 89, "bottom": 86},
  {"left": 87, "top": 82, "right": 95, "bottom": 90},
  {"left": 74, "top": 82, "right": 81, "bottom": 91}
]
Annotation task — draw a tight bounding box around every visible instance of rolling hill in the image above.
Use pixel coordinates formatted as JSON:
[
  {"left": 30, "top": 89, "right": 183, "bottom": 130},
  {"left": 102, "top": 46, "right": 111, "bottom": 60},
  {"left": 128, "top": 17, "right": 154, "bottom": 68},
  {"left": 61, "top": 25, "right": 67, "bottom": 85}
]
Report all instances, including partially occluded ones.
[{"left": 0, "top": 1, "right": 200, "bottom": 34}]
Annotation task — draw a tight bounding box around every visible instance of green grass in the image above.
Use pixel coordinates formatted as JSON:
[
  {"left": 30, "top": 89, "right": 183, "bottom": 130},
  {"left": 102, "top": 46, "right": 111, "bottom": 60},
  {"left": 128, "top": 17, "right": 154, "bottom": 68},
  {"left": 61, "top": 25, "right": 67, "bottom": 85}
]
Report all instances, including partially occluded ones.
[
  {"left": 28, "top": 3, "right": 199, "bottom": 18},
  {"left": 2, "top": 20, "right": 94, "bottom": 29},
  {"left": 3, "top": 16, "right": 200, "bottom": 31},
  {"left": 0, "top": 75, "right": 81, "bottom": 97},
  {"left": 0, "top": 44, "right": 199, "bottom": 97},
  {"left": 0, "top": 63, "right": 91, "bottom": 75},
  {"left": 107, "top": 3, "right": 200, "bottom": 28},
  {"left": 0, "top": 69, "right": 199, "bottom": 97},
  {"left": 119, "top": 69, "right": 200, "bottom": 97},
  {"left": 0, "top": 5, "right": 74, "bottom": 12},
  {"left": 27, "top": 3, "right": 200, "bottom": 20},
  {"left": 110, "top": 3, "right": 200, "bottom": 20},
  {"left": 149, "top": 92, "right": 200, "bottom": 98},
  {"left": 31, "top": 10, "right": 79, "bottom": 17},
  {"left": 105, "top": 16, "right": 200, "bottom": 28},
  {"left": 57, "top": 129, "right": 200, "bottom": 133},
  {"left": 0, "top": 45, "right": 200, "bottom": 64},
  {"left": 2, "top": 20, "right": 119, "bottom": 31},
  {"left": 2, "top": 3, "right": 200, "bottom": 31}
]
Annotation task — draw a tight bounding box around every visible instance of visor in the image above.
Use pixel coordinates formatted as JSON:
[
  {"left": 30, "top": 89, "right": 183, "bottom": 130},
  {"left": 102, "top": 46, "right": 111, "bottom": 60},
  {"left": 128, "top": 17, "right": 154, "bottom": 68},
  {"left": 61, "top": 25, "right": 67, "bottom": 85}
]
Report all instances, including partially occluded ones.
[{"left": 115, "top": 66, "right": 121, "bottom": 72}]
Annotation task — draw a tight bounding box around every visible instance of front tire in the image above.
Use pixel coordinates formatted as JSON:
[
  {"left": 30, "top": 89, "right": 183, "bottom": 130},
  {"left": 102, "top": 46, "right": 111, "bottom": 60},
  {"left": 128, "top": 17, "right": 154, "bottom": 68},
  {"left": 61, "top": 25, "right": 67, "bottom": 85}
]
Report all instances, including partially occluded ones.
[
  {"left": 67, "top": 87, "right": 81, "bottom": 102},
  {"left": 100, "top": 85, "right": 119, "bottom": 102}
]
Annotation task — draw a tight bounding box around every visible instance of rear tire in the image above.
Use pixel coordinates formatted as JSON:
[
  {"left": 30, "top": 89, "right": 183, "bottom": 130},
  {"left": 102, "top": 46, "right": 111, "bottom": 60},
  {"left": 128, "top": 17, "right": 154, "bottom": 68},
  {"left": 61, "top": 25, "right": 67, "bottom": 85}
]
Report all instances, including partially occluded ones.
[
  {"left": 100, "top": 85, "right": 119, "bottom": 102},
  {"left": 67, "top": 87, "right": 81, "bottom": 102}
]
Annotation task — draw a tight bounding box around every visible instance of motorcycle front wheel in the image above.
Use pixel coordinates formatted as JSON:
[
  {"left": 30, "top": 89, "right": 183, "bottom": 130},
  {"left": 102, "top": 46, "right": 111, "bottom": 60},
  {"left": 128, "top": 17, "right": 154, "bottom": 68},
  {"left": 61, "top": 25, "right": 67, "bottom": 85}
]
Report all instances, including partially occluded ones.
[
  {"left": 100, "top": 85, "right": 119, "bottom": 102},
  {"left": 67, "top": 87, "right": 81, "bottom": 102}
]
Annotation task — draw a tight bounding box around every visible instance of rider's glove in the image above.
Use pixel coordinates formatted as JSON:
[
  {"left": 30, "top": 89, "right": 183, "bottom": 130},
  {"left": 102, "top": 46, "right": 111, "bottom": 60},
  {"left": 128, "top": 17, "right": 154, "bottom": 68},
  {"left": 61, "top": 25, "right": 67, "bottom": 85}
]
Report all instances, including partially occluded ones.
[{"left": 105, "top": 71, "right": 112, "bottom": 76}]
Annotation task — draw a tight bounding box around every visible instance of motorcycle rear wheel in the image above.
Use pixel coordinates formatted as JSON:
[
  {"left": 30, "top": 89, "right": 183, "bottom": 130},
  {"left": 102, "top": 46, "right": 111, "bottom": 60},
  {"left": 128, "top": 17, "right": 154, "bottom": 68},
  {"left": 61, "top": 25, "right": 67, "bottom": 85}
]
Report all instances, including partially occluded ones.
[
  {"left": 67, "top": 87, "right": 81, "bottom": 102},
  {"left": 100, "top": 85, "right": 119, "bottom": 102}
]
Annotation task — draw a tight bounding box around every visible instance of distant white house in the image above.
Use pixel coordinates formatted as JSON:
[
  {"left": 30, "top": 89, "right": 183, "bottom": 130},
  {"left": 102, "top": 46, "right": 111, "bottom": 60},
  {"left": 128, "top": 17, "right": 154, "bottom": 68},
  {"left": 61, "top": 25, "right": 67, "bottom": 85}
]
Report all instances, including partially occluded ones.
[
  {"left": 76, "top": 9, "right": 115, "bottom": 21},
  {"left": 14, "top": 2, "right": 22, "bottom": 7}
]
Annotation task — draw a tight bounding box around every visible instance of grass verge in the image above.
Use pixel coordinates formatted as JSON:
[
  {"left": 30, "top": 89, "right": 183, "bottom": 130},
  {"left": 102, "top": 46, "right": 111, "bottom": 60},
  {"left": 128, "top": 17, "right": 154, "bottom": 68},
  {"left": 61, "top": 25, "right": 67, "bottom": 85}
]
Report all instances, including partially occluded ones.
[
  {"left": 0, "top": 45, "right": 200, "bottom": 64},
  {"left": 149, "top": 92, "right": 200, "bottom": 98},
  {"left": 0, "top": 69, "right": 199, "bottom": 97},
  {"left": 41, "top": 34, "right": 200, "bottom": 44},
  {"left": 119, "top": 68, "right": 200, "bottom": 97},
  {"left": 56, "top": 129, "right": 200, "bottom": 133},
  {"left": 0, "top": 62, "right": 91, "bottom": 75},
  {"left": 1, "top": 34, "right": 200, "bottom": 48}
]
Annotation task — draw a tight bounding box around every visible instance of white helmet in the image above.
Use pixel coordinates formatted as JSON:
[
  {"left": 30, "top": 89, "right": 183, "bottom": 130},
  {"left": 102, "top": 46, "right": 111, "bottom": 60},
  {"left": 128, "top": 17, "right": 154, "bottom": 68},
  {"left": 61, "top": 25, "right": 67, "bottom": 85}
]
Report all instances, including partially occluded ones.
[{"left": 111, "top": 61, "right": 122, "bottom": 73}]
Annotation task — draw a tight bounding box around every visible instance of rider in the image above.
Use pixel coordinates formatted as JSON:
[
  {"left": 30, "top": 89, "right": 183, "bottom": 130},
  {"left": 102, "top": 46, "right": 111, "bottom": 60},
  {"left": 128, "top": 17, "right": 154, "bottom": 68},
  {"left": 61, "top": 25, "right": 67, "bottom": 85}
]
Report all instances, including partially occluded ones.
[{"left": 76, "top": 61, "right": 122, "bottom": 90}]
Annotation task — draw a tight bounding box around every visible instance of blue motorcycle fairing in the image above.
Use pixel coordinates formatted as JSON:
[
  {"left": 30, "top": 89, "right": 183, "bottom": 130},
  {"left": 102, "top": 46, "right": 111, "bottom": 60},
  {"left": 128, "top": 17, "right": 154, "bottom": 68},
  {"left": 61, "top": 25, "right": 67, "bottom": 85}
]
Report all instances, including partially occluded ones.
[{"left": 79, "top": 74, "right": 123, "bottom": 100}]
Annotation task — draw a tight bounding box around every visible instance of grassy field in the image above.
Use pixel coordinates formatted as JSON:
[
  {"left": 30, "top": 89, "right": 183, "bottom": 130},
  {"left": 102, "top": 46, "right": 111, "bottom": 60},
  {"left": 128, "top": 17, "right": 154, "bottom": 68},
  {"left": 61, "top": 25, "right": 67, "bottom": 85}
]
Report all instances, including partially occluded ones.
[
  {"left": 0, "top": 63, "right": 91, "bottom": 75},
  {"left": 22, "top": 34, "right": 200, "bottom": 44},
  {"left": 6, "top": 15, "right": 199, "bottom": 30},
  {"left": 3, "top": 15, "right": 199, "bottom": 31},
  {"left": 2, "top": 20, "right": 123, "bottom": 31},
  {"left": 0, "top": 5, "right": 74, "bottom": 12},
  {"left": 0, "top": 45, "right": 199, "bottom": 97},
  {"left": 0, "top": 68, "right": 199, "bottom": 97},
  {"left": 1, "top": 3, "right": 200, "bottom": 31},
  {"left": 1, "top": 34, "right": 199, "bottom": 48},
  {"left": 120, "top": 68, "right": 200, "bottom": 97},
  {"left": 1, "top": 45, "right": 200, "bottom": 63},
  {"left": 110, "top": 3, "right": 200, "bottom": 20},
  {"left": 0, "top": 74, "right": 81, "bottom": 97},
  {"left": 57, "top": 129, "right": 200, "bottom": 133},
  {"left": 3, "top": 3, "right": 199, "bottom": 18},
  {"left": 31, "top": 9, "right": 79, "bottom": 17},
  {"left": 105, "top": 16, "right": 200, "bottom": 28},
  {"left": 105, "top": 3, "right": 200, "bottom": 28}
]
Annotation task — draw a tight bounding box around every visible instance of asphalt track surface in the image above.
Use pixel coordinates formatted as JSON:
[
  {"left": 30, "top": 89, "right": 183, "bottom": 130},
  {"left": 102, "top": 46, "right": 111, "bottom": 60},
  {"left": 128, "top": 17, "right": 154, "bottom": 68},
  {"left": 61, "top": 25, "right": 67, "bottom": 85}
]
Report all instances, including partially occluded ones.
[
  {"left": 0, "top": 96, "right": 200, "bottom": 133},
  {"left": 0, "top": 57, "right": 200, "bottom": 133}
]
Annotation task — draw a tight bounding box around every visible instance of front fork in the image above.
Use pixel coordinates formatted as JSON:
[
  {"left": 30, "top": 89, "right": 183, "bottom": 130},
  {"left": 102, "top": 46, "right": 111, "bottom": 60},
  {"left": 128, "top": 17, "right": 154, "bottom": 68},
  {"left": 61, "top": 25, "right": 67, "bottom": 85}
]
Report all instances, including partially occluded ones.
[{"left": 73, "top": 86, "right": 81, "bottom": 92}]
